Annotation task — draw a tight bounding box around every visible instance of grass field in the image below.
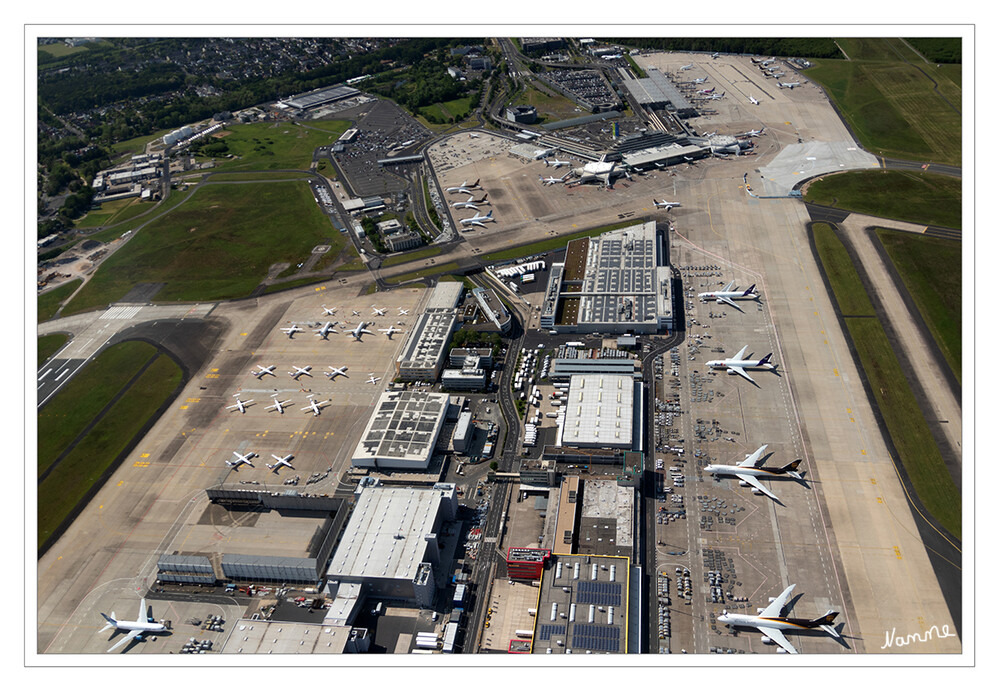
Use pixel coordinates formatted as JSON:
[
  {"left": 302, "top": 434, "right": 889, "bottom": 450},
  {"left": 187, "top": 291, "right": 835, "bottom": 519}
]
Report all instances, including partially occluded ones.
[
  {"left": 380, "top": 245, "right": 442, "bottom": 268},
  {"left": 38, "top": 348, "right": 182, "bottom": 550},
  {"left": 383, "top": 261, "right": 461, "bottom": 285},
  {"left": 875, "top": 228, "right": 962, "bottom": 383},
  {"left": 38, "top": 333, "right": 70, "bottom": 366},
  {"left": 806, "top": 38, "right": 962, "bottom": 165},
  {"left": 201, "top": 121, "right": 351, "bottom": 172},
  {"left": 804, "top": 170, "right": 961, "bottom": 229},
  {"left": 38, "top": 279, "right": 82, "bottom": 322},
  {"left": 75, "top": 197, "right": 153, "bottom": 229},
  {"left": 62, "top": 181, "right": 339, "bottom": 314},
  {"left": 507, "top": 82, "right": 584, "bottom": 123},
  {"left": 110, "top": 128, "right": 175, "bottom": 157},
  {"left": 812, "top": 222, "right": 960, "bottom": 539}
]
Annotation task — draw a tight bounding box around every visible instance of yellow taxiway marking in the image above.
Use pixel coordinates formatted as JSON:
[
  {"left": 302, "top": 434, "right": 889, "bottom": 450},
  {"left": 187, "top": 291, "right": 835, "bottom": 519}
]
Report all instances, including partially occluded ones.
[
  {"left": 870, "top": 478, "right": 877, "bottom": 485},
  {"left": 186, "top": 397, "right": 201, "bottom": 403},
  {"left": 117, "top": 481, "right": 123, "bottom": 487},
  {"left": 861, "top": 450, "right": 867, "bottom": 455},
  {"left": 315, "top": 286, "right": 327, "bottom": 292},
  {"left": 894, "top": 546, "right": 903, "bottom": 559},
  {"left": 833, "top": 368, "right": 839, "bottom": 376},
  {"left": 211, "top": 368, "right": 219, "bottom": 373},
  {"left": 241, "top": 333, "right": 248, "bottom": 336},
  {"left": 180, "top": 405, "right": 188, "bottom": 410},
  {"left": 133, "top": 461, "right": 150, "bottom": 468},
  {"left": 205, "top": 374, "right": 219, "bottom": 379},
  {"left": 140, "top": 453, "right": 150, "bottom": 458},
  {"left": 877, "top": 497, "right": 884, "bottom": 504}
]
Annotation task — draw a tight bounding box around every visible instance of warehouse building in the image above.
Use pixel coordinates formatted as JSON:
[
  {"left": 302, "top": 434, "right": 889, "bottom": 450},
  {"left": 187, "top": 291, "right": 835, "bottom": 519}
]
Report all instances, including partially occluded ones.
[
  {"left": 277, "top": 84, "right": 360, "bottom": 113},
  {"left": 559, "top": 374, "right": 642, "bottom": 451},
  {"left": 351, "top": 390, "right": 450, "bottom": 471},
  {"left": 620, "top": 68, "right": 698, "bottom": 118},
  {"left": 395, "top": 282, "right": 464, "bottom": 382}
]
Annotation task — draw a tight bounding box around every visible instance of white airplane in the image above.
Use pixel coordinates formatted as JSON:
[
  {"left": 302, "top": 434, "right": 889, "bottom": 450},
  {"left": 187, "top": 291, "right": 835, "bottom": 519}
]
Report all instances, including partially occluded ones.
[
  {"left": 699, "top": 281, "right": 760, "bottom": 309},
  {"left": 288, "top": 365, "right": 312, "bottom": 380},
  {"left": 697, "top": 87, "right": 715, "bottom": 95},
  {"left": 315, "top": 322, "right": 337, "bottom": 339},
  {"left": 99, "top": 598, "right": 168, "bottom": 653},
  {"left": 227, "top": 395, "right": 254, "bottom": 414},
  {"left": 717, "top": 584, "right": 840, "bottom": 654},
  {"left": 351, "top": 309, "right": 361, "bottom": 317},
  {"left": 706, "top": 346, "right": 777, "bottom": 384},
  {"left": 250, "top": 365, "right": 276, "bottom": 379},
  {"left": 469, "top": 132, "right": 480, "bottom": 138},
  {"left": 460, "top": 210, "right": 495, "bottom": 227},
  {"left": 741, "top": 127, "right": 765, "bottom": 137},
  {"left": 680, "top": 63, "right": 693, "bottom": 70},
  {"left": 567, "top": 157, "right": 630, "bottom": 188},
  {"left": 539, "top": 174, "right": 568, "bottom": 186},
  {"left": 280, "top": 325, "right": 303, "bottom": 338},
  {"left": 301, "top": 395, "right": 330, "bottom": 416},
  {"left": 265, "top": 395, "right": 292, "bottom": 414},
  {"left": 366, "top": 374, "right": 381, "bottom": 385},
  {"left": 778, "top": 81, "right": 801, "bottom": 89},
  {"left": 545, "top": 157, "right": 571, "bottom": 168},
  {"left": 707, "top": 92, "right": 725, "bottom": 100},
  {"left": 653, "top": 199, "right": 681, "bottom": 209},
  {"left": 346, "top": 322, "right": 375, "bottom": 341},
  {"left": 371, "top": 307, "right": 387, "bottom": 316},
  {"left": 445, "top": 178, "right": 480, "bottom": 194},
  {"left": 326, "top": 365, "right": 349, "bottom": 380},
  {"left": 226, "top": 451, "right": 256, "bottom": 469},
  {"left": 761, "top": 58, "right": 776, "bottom": 66},
  {"left": 749, "top": 95, "right": 760, "bottom": 105},
  {"left": 379, "top": 326, "right": 402, "bottom": 339},
  {"left": 691, "top": 77, "right": 708, "bottom": 84},
  {"left": 321, "top": 305, "right": 338, "bottom": 316},
  {"left": 267, "top": 453, "right": 295, "bottom": 472},
  {"left": 711, "top": 52, "right": 720, "bottom": 59},
  {"left": 451, "top": 196, "right": 482, "bottom": 210},
  {"left": 704, "top": 444, "right": 803, "bottom": 501},
  {"left": 398, "top": 308, "right": 410, "bottom": 316}
]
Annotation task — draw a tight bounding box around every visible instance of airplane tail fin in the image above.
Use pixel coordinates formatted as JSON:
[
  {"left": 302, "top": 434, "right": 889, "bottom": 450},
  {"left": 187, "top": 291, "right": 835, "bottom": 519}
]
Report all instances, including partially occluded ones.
[
  {"left": 811, "top": 611, "right": 841, "bottom": 636},
  {"left": 744, "top": 284, "right": 757, "bottom": 296},
  {"left": 781, "top": 459, "right": 803, "bottom": 479},
  {"left": 101, "top": 612, "right": 116, "bottom": 626},
  {"left": 758, "top": 353, "right": 774, "bottom": 367}
]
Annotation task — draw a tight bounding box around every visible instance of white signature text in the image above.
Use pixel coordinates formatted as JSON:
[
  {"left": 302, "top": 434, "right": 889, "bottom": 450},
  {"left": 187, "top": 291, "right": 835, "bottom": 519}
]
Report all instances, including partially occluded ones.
[{"left": 881, "top": 625, "right": 957, "bottom": 649}]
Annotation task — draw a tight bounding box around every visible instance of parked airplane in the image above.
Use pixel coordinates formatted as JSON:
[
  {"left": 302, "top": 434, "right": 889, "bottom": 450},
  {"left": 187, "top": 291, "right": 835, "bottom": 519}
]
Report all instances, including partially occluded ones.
[
  {"left": 706, "top": 346, "right": 777, "bottom": 384},
  {"left": 288, "top": 365, "right": 312, "bottom": 380},
  {"left": 460, "top": 210, "right": 495, "bottom": 227},
  {"left": 704, "top": 445, "right": 803, "bottom": 501},
  {"left": 326, "top": 365, "right": 349, "bottom": 380},
  {"left": 321, "top": 305, "right": 338, "bottom": 316},
  {"left": 267, "top": 454, "right": 295, "bottom": 472},
  {"left": 567, "top": 156, "right": 630, "bottom": 188},
  {"left": 545, "top": 157, "right": 571, "bottom": 168},
  {"left": 707, "top": 92, "right": 725, "bottom": 100},
  {"left": 371, "top": 307, "right": 387, "bottom": 316},
  {"left": 315, "top": 322, "right": 337, "bottom": 339},
  {"left": 749, "top": 95, "right": 760, "bottom": 105},
  {"left": 680, "top": 63, "right": 693, "bottom": 70},
  {"left": 366, "top": 374, "right": 381, "bottom": 385},
  {"left": 250, "top": 365, "right": 276, "bottom": 379},
  {"left": 445, "top": 178, "right": 480, "bottom": 194},
  {"left": 778, "top": 81, "right": 801, "bottom": 89},
  {"left": 351, "top": 310, "right": 361, "bottom": 316},
  {"left": 697, "top": 87, "right": 715, "bottom": 95},
  {"left": 99, "top": 598, "right": 168, "bottom": 653},
  {"left": 398, "top": 308, "right": 410, "bottom": 316},
  {"left": 691, "top": 77, "right": 708, "bottom": 84},
  {"left": 226, "top": 451, "right": 256, "bottom": 469},
  {"left": 761, "top": 58, "right": 776, "bottom": 66},
  {"left": 301, "top": 395, "right": 330, "bottom": 417},
  {"left": 227, "top": 395, "right": 254, "bottom": 414},
  {"left": 379, "top": 326, "right": 402, "bottom": 338},
  {"left": 741, "top": 127, "right": 765, "bottom": 137},
  {"left": 346, "top": 322, "right": 375, "bottom": 341},
  {"left": 265, "top": 395, "right": 292, "bottom": 414},
  {"left": 711, "top": 52, "right": 720, "bottom": 59},
  {"left": 717, "top": 584, "right": 840, "bottom": 654},
  {"left": 653, "top": 199, "right": 681, "bottom": 209},
  {"left": 539, "top": 173, "right": 568, "bottom": 186},
  {"left": 469, "top": 132, "right": 479, "bottom": 138},
  {"left": 699, "top": 281, "right": 760, "bottom": 309},
  {"left": 280, "top": 325, "right": 303, "bottom": 338},
  {"left": 451, "top": 196, "right": 481, "bottom": 210}
]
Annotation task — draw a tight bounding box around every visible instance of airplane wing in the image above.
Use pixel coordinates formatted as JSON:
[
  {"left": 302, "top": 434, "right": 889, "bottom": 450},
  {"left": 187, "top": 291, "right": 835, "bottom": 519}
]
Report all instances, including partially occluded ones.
[
  {"left": 757, "top": 626, "right": 798, "bottom": 654},
  {"left": 734, "top": 473, "right": 779, "bottom": 500},
  {"left": 739, "top": 445, "right": 768, "bottom": 467},
  {"left": 732, "top": 345, "right": 749, "bottom": 360},
  {"left": 761, "top": 584, "right": 796, "bottom": 618},
  {"left": 138, "top": 598, "right": 147, "bottom": 622},
  {"left": 727, "top": 366, "right": 756, "bottom": 384},
  {"left": 717, "top": 296, "right": 740, "bottom": 309},
  {"left": 107, "top": 629, "right": 142, "bottom": 653}
]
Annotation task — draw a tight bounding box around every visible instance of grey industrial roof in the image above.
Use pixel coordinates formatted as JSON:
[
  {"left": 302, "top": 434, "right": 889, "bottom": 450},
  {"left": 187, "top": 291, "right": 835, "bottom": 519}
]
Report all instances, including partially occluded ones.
[
  {"left": 281, "top": 84, "right": 359, "bottom": 110},
  {"left": 561, "top": 374, "right": 635, "bottom": 448},
  {"left": 353, "top": 391, "right": 449, "bottom": 463}
]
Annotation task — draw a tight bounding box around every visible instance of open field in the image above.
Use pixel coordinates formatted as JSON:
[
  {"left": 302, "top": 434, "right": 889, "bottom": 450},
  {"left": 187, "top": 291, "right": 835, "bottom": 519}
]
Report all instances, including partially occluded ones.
[
  {"left": 63, "top": 181, "right": 338, "bottom": 314},
  {"left": 75, "top": 197, "right": 153, "bottom": 229},
  {"left": 38, "top": 279, "right": 82, "bottom": 322},
  {"left": 199, "top": 120, "right": 351, "bottom": 172},
  {"left": 805, "top": 170, "right": 961, "bottom": 229},
  {"left": 110, "top": 128, "right": 175, "bottom": 156},
  {"left": 812, "top": 223, "right": 960, "bottom": 538},
  {"left": 380, "top": 245, "right": 442, "bottom": 268},
  {"left": 37, "top": 333, "right": 69, "bottom": 366},
  {"left": 875, "top": 228, "right": 962, "bottom": 382},
  {"left": 78, "top": 186, "right": 197, "bottom": 245},
  {"left": 383, "top": 261, "right": 460, "bottom": 284}
]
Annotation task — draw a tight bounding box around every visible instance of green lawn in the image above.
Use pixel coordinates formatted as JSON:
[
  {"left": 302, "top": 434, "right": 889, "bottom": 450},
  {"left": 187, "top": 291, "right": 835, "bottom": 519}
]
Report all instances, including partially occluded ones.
[
  {"left": 38, "top": 279, "right": 82, "bottom": 322},
  {"left": 201, "top": 121, "right": 351, "bottom": 172},
  {"left": 38, "top": 333, "right": 70, "bottom": 366},
  {"left": 75, "top": 197, "right": 153, "bottom": 229},
  {"left": 875, "top": 228, "right": 962, "bottom": 382},
  {"left": 805, "top": 170, "right": 961, "bottom": 229},
  {"left": 813, "top": 222, "right": 960, "bottom": 539},
  {"left": 110, "top": 128, "right": 175, "bottom": 156},
  {"left": 38, "top": 350, "right": 182, "bottom": 551},
  {"left": 62, "top": 181, "right": 339, "bottom": 314},
  {"left": 380, "top": 245, "right": 442, "bottom": 268},
  {"left": 383, "top": 261, "right": 461, "bottom": 284}
]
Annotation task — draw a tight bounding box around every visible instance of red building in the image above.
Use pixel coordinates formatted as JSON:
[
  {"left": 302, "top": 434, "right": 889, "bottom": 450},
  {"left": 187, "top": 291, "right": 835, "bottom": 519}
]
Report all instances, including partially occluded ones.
[{"left": 506, "top": 547, "right": 550, "bottom": 580}]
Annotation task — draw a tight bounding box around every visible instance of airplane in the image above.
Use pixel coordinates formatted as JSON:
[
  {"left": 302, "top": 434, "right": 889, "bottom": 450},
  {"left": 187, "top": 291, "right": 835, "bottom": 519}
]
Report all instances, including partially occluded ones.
[
  {"left": 697, "top": 87, "right": 715, "bottom": 95},
  {"left": 771, "top": 72, "right": 786, "bottom": 79},
  {"left": 703, "top": 444, "right": 803, "bottom": 501},
  {"left": 445, "top": 178, "right": 480, "bottom": 194},
  {"left": 99, "top": 598, "right": 168, "bottom": 653},
  {"left": 691, "top": 77, "right": 708, "bottom": 84},
  {"left": 717, "top": 584, "right": 840, "bottom": 654},
  {"left": 741, "top": 127, "right": 765, "bottom": 137},
  {"left": 698, "top": 280, "right": 760, "bottom": 308},
  {"left": 371, "top": 307, "right": 387, "bottom": 316},
  {"left": 469, "top": 132, "right": 479, "bottom": 138},
  {"left": 265, "top": 395, "right": 293, "bottom": 414},
  {"left": 708, "top": 92, "right": 725, "bottom": 100},
  {"left": 778, "top": 81, "right": 801, "bottom": 89},
  {"left": 288, "top": 365, "right": 312, "bottom": 380},
  {"left": 680, "top": 63, "right": 693, "bottom": 70},
  {"left": 653, "top": 199, "right": 681, "bottom": 210},
  {"left": 539, "top": 173, "right": 568, "bottom": 186},
  {"left": 544, "top": 157, "right": 571, "bottom": 168},
  {"left": 711, "top": 52, "right": 720, "bottom": 59},
  {"left": 398, "top": 308, "right": 410, "bottom": 316},
  {"left": 280, "top": 325, "right": 303, "bottom": 338},
  {"left": 451, "top": 196, "right": 482, "bottom": 210},
  {"left": 567, "top": 156, "right": 631, "bottom": 188},
  {"left": 705, "top": 346, "right": 778, "bottom": 384},
  {"left": 301, "top": 395, "right": 330, "bottom": 417},
  {"left": 366, "top": 374, "right": 381, "bottom": 385},
  {"left": 460, "top": 210, "right": 495, "bottom": 227},
  {"left": 226, "top": 395, "right": 254, "bottom": 414},
  {"left": 379, "top": 326, "right": 402, "bottom": 339},
  {"left": 326, "top": 365, "right": 349, "bottom": 380},
  {"left": 346, "top": 322, "right": 375, "bottom": 341},
  {"left": 250, "top": 365, "right": 276, "bottom": 379},
  {"left": 761, "top": 58, "right": 776, "bottom": 66},
  {"left": 351, "top": 309, "right": 361, "bottom": 317},
  {"left": 749, "top": 95, "right": 760, "bottom": 105},
  {"left": 267, "top": 453, "right": 295, "bottom": 472},
  {"left": 315, "top": 322, "right": 337, "bottom": 339},
  {"left": 321, "top": 305, "right": 338, "bottom": 316},
  {"left": 226, "top": 451, "right": 256, "bottom": 469}
]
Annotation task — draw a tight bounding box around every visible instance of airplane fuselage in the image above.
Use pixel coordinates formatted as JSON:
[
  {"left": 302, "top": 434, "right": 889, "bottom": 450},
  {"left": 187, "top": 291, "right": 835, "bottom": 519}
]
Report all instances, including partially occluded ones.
[{"left": 706, "top": 358, "right": 776, "bottom": 372}]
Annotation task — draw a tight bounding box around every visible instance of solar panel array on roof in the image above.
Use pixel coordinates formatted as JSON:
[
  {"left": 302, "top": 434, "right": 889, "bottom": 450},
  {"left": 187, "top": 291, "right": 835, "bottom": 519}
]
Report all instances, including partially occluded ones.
[
  {"left": 576, "top": 580, "right": 622, "bottom": 606},
  {"left": 572, "top": 624, "right": 621, "bottom": 652},
  {"left": 538, "top": 624, "right": 566, "bottom": 640}
]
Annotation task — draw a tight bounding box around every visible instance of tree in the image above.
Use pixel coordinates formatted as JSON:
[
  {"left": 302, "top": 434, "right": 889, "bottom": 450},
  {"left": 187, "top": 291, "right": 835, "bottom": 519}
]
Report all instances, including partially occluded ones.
[{"left": 489, "top": 461, "right": 498, "bottom": 471}]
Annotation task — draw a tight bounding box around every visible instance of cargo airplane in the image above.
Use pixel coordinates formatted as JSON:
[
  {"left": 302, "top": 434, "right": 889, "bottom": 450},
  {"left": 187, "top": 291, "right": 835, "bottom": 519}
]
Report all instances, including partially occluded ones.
[
  {"left": 460, "top": 210, "right": 495, "bottom": 227},
  {"left": 778, "top": 81, "right": 800, "bottom": 89},
  {"left": 99, "top": 599, "right": 168, "bottom": 653},
  {"left": 698, "top": 280, "right": 760, "bottom": 309},
  {"left": 315, "top": 322, "right": 337, "bottom": 339},
  {"left": 445, "top": 179, "right": 480, "bottom": 194},
  {"left": 717, "top": 584, "right": 840, "bottom": 654},
  {"left": 704, "top": 444, "right": 803, "bottom": 501},
  {"left": 346, "top": 322, "right": 375, "bottom": 341},
  {"left": 706, "top": 346, "right": 777, "bottom": 384}
]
